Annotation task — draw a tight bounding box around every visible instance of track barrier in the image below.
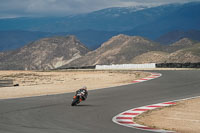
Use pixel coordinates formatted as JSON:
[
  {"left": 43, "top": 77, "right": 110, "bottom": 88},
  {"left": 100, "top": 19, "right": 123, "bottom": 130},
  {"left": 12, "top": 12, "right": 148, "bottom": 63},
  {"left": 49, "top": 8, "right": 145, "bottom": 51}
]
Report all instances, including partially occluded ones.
[{"left": 59, "top": 62, "right": 200, "bottom": 70}]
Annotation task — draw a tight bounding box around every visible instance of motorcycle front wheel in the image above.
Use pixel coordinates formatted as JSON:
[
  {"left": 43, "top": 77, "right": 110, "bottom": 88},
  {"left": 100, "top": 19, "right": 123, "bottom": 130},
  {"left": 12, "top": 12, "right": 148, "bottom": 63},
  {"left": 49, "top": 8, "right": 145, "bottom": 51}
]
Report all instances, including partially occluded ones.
[{"left": 71, "top": 98, "right": 79, "bottom": 106}]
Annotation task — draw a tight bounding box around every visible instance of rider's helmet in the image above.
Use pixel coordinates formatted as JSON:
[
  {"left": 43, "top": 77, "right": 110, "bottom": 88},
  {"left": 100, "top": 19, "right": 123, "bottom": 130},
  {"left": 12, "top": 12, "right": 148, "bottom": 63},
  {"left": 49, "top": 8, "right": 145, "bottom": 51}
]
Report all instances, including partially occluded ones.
[{"left": 82, "top": 86, "right": 87, "bottom": 90}]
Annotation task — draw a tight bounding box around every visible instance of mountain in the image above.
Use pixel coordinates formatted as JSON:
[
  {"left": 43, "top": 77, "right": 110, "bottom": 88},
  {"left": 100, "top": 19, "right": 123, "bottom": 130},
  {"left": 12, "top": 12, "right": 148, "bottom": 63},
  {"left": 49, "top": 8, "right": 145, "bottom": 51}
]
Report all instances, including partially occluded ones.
[
  {"left": 0, "top": 2, "right": 199, "bottom": 36},
  {"left": 131, "top": 51, "right": 169, "bottom": 64},
  {"left": 0, "top": 2, "right": 200, "bottom": 52},
  {"left": 164, "top": 38, "right": 197, "bottom": 52},
  {"left": 131, "top": 39, "right": 200, "bottom": 64},
  {"left": 0, "top": 31, "right": 60, "bottom": 51},
  {"left": 60, "top": 35, "right": 200, "bottom": 68},
  {"left": 0, "top": 36, "right": 89, "bottom": 70},
  {"left": 163, "top": 43, "right": 200, "bottom": 63},
  {"left": 0, "top": 6, "right": 149, "bottom": 32},
  {"left": 68, "top": 30, "right": 118, "bottom": 50},
  {"left": 0, "top": 30, "right": 117, "bottom": 51},
  {"left": 60, "top": 34, "right": 161, "bottom": 68},
  {"left": 123, "top": 2, "right": 200, "bottom": 39},
  {"left": 0, "top": 34, "right": 199, "bottom": 70},
  {"left": 156, "top": 30, "right": 200, "bottom": 45}
]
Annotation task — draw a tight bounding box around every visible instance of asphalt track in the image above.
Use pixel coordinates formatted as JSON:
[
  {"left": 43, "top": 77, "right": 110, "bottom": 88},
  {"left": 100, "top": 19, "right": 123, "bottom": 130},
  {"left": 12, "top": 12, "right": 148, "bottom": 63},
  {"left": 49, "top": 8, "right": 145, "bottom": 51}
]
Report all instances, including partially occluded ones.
[{"left": 0, "top": 70, "right": 200, "bottom": 133}]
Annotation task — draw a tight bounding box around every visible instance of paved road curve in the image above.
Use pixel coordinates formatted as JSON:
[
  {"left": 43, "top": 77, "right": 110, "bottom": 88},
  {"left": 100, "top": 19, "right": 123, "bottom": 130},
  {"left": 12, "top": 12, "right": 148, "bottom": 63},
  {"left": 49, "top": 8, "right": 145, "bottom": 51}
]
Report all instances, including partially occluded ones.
[{"left": 0, "top": 71, "right": 200, "bottom": 133}]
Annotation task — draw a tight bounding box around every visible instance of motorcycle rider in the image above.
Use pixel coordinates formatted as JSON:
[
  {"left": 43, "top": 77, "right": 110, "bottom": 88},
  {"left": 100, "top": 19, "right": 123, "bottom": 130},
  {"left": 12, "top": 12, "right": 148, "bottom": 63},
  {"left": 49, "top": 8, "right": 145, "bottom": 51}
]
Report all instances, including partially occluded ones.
[{"left": 75, "top": 86, "right": 88, "bottom": 101}]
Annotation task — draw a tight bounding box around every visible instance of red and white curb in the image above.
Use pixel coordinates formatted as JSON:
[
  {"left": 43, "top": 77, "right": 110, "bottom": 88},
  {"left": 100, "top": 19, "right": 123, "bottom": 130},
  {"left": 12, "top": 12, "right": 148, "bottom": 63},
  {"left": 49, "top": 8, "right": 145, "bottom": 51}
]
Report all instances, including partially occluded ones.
[
  {"left": 112, "top": 102, "right": 176, "bottom": 133},
  {"left": 132, "top": 73, "right": 162, "bottom": 84},
  {"left": 113, "top": 72, "right": 176, "bottom": 132}
]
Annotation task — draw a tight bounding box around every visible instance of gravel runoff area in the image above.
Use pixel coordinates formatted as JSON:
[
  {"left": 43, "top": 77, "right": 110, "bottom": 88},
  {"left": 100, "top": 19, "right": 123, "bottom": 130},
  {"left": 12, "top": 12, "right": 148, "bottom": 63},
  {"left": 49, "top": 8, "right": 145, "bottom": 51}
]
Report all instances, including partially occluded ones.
[
  {"left": 134, "top": 97, "right": 200, "bottom": 133},
  {"left": 0, "top": 70, "right": 149, "bottom": 99}
]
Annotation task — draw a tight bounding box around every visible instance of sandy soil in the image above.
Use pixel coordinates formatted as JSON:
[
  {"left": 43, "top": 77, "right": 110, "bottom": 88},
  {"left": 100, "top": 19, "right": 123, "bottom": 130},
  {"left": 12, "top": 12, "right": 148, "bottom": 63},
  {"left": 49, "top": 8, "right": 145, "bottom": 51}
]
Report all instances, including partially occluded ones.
[
  {"left": 134, "top": 97, "right": 200, "bottom": 133},
  {"left": 0, "top": 70, "right": 149, "bottom": 99}
]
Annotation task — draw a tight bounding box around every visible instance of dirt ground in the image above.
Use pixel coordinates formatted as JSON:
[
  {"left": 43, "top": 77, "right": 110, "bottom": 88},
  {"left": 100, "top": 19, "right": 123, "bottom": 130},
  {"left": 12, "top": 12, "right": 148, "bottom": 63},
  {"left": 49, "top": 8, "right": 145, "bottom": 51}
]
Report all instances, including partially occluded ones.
[
  {"left": 134, "top": 97, "right": 200, "bottom": 133},
  {"left": 0, "top": 70, "right": 149, "bottom": 99}
]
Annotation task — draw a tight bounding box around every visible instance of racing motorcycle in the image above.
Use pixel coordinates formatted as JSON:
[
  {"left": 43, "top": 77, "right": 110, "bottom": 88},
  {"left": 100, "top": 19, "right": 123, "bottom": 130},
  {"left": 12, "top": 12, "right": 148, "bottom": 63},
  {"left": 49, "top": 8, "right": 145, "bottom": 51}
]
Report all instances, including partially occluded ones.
[{"left": 71, "top": 90, "right": 84, "bottom": 106}]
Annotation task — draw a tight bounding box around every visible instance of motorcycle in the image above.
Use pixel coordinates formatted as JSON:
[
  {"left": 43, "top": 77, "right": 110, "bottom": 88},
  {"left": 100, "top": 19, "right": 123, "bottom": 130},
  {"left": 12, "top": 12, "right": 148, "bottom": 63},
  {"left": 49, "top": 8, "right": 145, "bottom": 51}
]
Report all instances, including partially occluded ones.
[{"left": 71, "top": 91, "right": 84, "bottom": 106}]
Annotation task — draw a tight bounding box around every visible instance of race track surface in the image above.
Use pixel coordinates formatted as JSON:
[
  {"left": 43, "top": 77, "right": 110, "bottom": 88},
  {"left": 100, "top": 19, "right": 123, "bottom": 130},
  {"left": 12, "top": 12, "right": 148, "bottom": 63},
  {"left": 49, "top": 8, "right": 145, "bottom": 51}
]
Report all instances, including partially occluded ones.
[{"left": 0, "top": 71, "right": 200, "bottom": 133}]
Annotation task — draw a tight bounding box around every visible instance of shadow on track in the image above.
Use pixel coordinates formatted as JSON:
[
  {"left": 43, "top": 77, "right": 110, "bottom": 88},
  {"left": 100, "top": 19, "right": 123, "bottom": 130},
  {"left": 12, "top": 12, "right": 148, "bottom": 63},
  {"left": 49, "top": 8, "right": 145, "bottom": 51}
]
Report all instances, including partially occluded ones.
[{"left": 70, "top": 104, "right": 94, "bottom": 107}]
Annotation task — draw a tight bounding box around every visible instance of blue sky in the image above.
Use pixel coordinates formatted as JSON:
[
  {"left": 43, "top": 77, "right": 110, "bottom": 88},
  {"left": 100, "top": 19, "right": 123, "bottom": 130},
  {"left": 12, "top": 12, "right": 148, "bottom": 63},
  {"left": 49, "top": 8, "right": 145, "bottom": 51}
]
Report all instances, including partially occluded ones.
[{"left": 0, "top": 0, "right": 200, "bottom": 18}]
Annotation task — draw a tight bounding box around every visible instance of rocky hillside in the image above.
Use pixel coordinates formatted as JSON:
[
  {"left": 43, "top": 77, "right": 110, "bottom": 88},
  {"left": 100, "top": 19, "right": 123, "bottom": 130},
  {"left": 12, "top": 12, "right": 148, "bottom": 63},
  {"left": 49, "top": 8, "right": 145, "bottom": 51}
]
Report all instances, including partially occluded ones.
[
  {"left": 164, "top": 43, "right": 200, "bottom": 63},
  {"left": 0, "top": 36, "right": 89, "bottom": 70},
  {"left": 164, "top": 38, "right": 197, "bottom": 52},
  {"left": 60, "top": 35, "right": 200, "bottom": 68},
  {"left": 130, "top": 40, "right": 200, "bottom": 64},
  {"left": 0, "top": 34, "right": 199, "bottom": 70},
  {"left": 60, "top": 34, "right": 161, "bottom": 67},
  {"left": 131, "top": 51, "right": 169, "bottom": 64}
]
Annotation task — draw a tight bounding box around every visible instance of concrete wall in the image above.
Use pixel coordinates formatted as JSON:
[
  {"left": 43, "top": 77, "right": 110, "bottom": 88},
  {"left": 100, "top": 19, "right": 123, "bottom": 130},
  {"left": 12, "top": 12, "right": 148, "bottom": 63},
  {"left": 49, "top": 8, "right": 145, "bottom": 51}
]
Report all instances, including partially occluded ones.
[{"left": 96, "top": 63, "right": 156, "bottom": 69}]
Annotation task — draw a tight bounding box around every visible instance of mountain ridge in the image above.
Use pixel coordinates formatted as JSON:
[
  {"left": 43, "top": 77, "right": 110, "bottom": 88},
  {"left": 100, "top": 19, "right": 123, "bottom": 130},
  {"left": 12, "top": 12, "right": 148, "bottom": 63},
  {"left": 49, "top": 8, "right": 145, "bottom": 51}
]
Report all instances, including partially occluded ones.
[
  {"left": 0, "top": 34, "right": 200, "bottom": 70},
  {"left": 0, "top": 2, "right": 199, "bottom": 33},
  {"left": 0, "top": 36, "right": 90, "bottom": 70},
  {"left": 60, "top": 35, "right": 162, "bottom": 68}
]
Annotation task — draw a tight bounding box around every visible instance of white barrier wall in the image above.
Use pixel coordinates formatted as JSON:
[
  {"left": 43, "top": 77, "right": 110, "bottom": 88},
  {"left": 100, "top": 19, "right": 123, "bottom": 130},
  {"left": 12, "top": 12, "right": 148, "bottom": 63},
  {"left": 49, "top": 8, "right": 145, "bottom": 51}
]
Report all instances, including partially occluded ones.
[{"left": 95, "top": 63, "right": 156, "bottom": 69}]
